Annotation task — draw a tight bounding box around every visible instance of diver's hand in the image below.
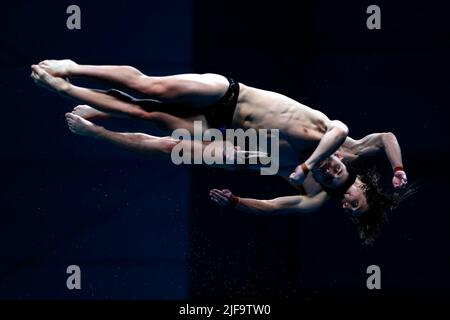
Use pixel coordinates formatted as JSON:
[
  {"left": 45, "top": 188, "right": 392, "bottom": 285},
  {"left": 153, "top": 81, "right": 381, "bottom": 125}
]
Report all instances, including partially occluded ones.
[
  {"left": 289, "top": 163, "right": 310, "bottom": 185},
  {"left": 223, "top": 144, "right": 242, "bottom": 163},
  {"left": 392, "top": 170, "right": 408, "bottom": 189},
  {"left": 209, "top": 189, "right": 239, "bottom": 207}
]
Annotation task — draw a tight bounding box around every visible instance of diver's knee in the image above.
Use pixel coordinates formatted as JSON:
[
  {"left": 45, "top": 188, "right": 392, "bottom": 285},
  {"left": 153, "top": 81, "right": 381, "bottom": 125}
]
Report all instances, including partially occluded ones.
[{"left": 133, "top": 76, "right": 173, "bottom": 99}]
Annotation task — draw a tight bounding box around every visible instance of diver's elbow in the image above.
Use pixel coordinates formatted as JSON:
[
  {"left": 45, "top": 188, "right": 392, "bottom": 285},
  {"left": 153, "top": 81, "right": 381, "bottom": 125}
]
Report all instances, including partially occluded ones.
[
  {"left": 383, "top": 132, "right": 395, "bottom": 139},
  {"left": 262, "top": 199, "right": 278, "bottom": 214},
  {"left": 333, "top": 120, "right": 349, "bottom": 139}
]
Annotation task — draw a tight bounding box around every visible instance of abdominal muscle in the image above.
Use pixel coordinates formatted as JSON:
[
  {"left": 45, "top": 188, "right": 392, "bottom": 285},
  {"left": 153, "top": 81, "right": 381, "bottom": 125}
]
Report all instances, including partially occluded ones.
[
  {"left": 236, "top": 84, "right": 327, "bottom": 135},
  {"left": 233, "top": 83, "right": 326, "bottom": 160}
]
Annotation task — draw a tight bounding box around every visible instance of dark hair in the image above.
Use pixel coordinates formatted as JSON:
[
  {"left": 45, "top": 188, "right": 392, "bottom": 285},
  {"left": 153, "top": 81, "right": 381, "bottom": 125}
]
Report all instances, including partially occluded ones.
[
  {"left": 353, "top": 168, "right": 390, "bottom": 245},
  {"left": 354, "top": 167, "right": 417, "bottom": 245}
]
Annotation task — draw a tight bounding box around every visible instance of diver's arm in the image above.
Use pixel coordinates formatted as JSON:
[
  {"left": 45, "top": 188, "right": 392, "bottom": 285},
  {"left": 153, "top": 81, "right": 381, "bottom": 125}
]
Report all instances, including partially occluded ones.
[
  {"left": 289, "top": 120, "right": 349, "bottom": 184},
  {"left": 344, "top": 132, "right": 407, "bottom": 188},
  {"left": 344, "top": 133, "right": 402, "bottom": 166},
  {"left": 209, "top": 189, "right": 328, "bottom": 214}
]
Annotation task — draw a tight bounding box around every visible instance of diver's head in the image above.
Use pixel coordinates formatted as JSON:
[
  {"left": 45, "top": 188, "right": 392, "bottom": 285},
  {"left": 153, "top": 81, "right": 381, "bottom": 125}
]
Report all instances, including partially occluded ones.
[
  {"left": 341, "top": 177, "right": 369, "bottom": 217},
  {"left": 315, "top": 156, "right": 416, "bottom": 245},
  {"left": 314, "top": 155, "right": 371, "bottom": 217},
  {"left": 312, "top": 153, "right": 357, "bottom": 198},
  {"left": 312, "top": 153, "right": 349, "bottom": 189}
]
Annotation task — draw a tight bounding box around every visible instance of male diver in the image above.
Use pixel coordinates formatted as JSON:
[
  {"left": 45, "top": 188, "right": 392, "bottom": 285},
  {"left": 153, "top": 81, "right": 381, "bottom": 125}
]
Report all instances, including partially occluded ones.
[
  {"left": 30, "top": 60, "right": 407, "bottom": 188},
  {"left": 31, "top": 60, "right": 409, "bottom": 243}
]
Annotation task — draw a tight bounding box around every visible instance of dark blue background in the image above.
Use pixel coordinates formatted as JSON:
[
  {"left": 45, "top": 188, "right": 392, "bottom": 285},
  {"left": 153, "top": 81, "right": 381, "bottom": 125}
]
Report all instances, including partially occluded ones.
[
  {"left": 1, "top": 0, "right": 449, "bottom": 300},
  {"left": 1, "top": 0, "right": 192, "bottom": 299}
]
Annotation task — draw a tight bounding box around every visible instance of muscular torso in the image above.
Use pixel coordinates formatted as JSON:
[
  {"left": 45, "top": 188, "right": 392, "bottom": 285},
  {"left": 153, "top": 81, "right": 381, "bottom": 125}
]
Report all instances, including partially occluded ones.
[{"left": 232, "top": 83, "right": 330, "bottom": 175}]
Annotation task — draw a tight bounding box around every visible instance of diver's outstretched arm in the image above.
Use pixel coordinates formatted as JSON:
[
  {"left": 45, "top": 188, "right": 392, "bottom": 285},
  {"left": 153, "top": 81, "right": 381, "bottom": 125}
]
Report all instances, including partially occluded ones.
[{"left": 209, "top": 189, "right": 328, "bottom": 214}]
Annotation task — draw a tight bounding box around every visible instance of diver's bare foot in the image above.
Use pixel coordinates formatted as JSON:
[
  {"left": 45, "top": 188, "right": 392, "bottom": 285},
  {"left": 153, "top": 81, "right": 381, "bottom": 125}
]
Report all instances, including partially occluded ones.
[
  {"left": 38, "top": 59, "right": 78, "bottom": 77},
  {"left": 31, "top": 65, "right": 70, "bottom": 93},
  {"left": 72, "top": 105, "right": 111, "bottom": 121},
  {"left": 65, "top": 112, "right": 99, "bottom": 136}
]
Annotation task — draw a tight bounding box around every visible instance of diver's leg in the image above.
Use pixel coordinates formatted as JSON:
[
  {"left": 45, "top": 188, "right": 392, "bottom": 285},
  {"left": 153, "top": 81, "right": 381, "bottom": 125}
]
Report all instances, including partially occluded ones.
[
  {"left": 70, "top": 103, "right": 209, "bottom": 135},
  {"left": 65, "top": 112, "right": 180, "bottom": 158},
  {"left": 32, "top": 65, "right": 217, "bottom": 133},
  {"left": 65, "top": 113, "right": 234, "bottom": 161},
  {"left": 37, "top": 60, "right": 229, "bottom": 108},
  {"left": 33, "top": 65, "right": 212, "bottom": 135},
  {"left": 32, "top": 65, "right": 168, "bottom": 123}
]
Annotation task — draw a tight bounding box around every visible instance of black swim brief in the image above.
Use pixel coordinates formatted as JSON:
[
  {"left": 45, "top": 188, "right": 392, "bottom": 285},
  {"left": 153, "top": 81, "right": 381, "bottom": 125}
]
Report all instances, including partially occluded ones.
[{"left": 203, "top": 77, "right": 240, "bottom": 131}]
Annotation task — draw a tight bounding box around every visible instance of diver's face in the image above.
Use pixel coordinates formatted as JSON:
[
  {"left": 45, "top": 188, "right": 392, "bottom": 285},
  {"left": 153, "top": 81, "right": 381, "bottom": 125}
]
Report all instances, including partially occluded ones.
[
  {"left": 342, "top": 179, "right": 369, "bottom": 217},
  {"left": 313, "top": 155, "right": 349, "bottom": 189}
]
